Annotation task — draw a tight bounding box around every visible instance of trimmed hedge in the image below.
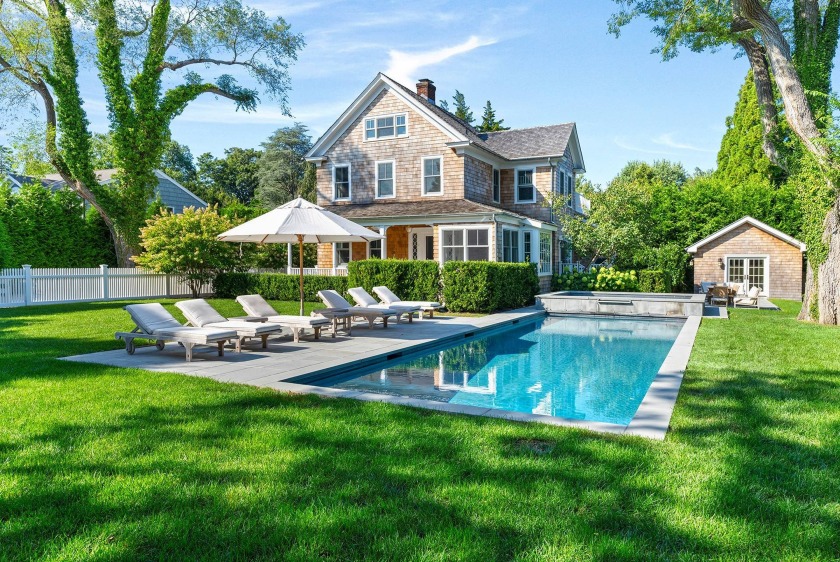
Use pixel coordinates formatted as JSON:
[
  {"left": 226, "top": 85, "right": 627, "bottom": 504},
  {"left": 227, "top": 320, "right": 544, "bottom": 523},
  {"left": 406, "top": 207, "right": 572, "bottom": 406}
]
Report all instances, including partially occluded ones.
[
  {"left": 638, "top": 269, "right": 671, "bottom": 293},
  {"left": 443, "top": 261, "right": 539, "bottom": 313},
  {"left": 214, "top": 272, "right": 348, "bottom": 302},
  {"left": 347, "top": 259, "right": 440, "bottom": 302},
  {"left": 552, "top": 267, "right": 640, "bottom": 292}
]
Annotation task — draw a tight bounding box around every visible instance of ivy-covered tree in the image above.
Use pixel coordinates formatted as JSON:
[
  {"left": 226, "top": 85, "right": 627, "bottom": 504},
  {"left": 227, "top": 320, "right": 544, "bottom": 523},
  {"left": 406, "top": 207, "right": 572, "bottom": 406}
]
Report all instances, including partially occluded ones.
[
  {"left": 133, "top": 206, "right": 240, "bottom": 297},
  {"left": 716, "top": 71, "right": 782, "bottom": 186},
  {"left": 159, "top": 141, "right": 198, "bottom": 186},
  {"left": 476, "top": 101, "right": 509, "bottom": 133},
  {"left": 0, "top": 0, "right": 304, "bottom": 266},
  {"left": 255, "top": 124, "right": 315, "bottom": 208}
]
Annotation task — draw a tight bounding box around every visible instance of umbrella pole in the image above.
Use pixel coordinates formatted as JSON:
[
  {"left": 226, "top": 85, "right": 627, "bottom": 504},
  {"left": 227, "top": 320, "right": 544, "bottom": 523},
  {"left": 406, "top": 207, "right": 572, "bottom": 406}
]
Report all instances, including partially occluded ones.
[{"left": 298, "top": 234, "right": 305, "bottom": 316}]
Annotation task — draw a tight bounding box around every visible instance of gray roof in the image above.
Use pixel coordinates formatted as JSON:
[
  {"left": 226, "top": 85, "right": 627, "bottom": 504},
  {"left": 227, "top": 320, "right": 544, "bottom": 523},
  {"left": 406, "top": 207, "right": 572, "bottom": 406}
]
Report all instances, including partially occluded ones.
[
  {"left": 326, "top": 199, "right": 534, "bottom": 222},
  {"left": 481, "top": 124, "right": 574, "bottom": 160},
  {"left": 5, "top": 173, "right": 63, "bottom": 190},
  {"left": 389, "top": 77, "right": 574, "bottom": 161}
]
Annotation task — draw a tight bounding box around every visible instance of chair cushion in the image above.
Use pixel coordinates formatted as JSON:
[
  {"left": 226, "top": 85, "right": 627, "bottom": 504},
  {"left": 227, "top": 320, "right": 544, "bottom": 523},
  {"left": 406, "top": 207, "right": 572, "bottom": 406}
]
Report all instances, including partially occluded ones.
[
  {"left": 748, "top": 286, "right": 761, "bottom": 298},
  {"left": 348, "top": 287, "right": 379, "bottom": 307},
  {"left": 372, "top": 286, "right": 401, "bottom": 304},
  {"left": 175, "top": 299, "right": 228, "bottom": 327},
  {"left": 318, "top": 290, "right": 353, "bottom": 309},
  {"left": 236, "top": 294, "right": 278, "bottom": 317},
  {"left": 154, "top": 326, "right": 237, "bottom": 342},
  {"left": 267, "top": 315, "right": 331, "bottom": 327},
  {"left": 203, "top": 321, "right": 283, "bottom": 335},
  {"left": 125, "top": 303, "right": 183, "bottom": 333}
]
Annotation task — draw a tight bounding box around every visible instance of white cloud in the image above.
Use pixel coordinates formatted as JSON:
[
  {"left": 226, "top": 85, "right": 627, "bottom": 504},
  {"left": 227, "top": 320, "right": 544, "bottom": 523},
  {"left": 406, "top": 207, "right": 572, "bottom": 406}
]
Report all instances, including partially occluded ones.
[
  {"left": 652, "top": 133, "right": 715, "bottom": 153},
  {"left": 385, "top": 35, "right": 497, "bottom": 87},
  {"left": 613, "top": 136, "right": 675, "bottom": 156}
]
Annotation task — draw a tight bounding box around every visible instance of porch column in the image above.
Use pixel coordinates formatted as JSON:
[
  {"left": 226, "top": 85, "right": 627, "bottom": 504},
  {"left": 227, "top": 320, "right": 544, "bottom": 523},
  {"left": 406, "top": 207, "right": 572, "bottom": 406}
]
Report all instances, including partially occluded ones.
[{"left": 379, "top": 226, "right": 388, "bottom": 259}]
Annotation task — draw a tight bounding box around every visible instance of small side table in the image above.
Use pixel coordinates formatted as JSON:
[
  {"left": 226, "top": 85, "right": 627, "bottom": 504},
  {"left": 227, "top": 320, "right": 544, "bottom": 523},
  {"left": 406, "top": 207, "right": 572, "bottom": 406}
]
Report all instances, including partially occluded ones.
[{"left": 312, "top": 308, "right": 353, "bottom": 337}]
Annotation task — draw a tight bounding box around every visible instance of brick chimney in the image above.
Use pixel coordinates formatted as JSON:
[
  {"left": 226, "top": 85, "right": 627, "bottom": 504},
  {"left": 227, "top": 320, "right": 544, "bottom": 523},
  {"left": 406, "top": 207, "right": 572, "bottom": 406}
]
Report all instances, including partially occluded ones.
[{"left": 415, "top": 79, "right": 436, "bottom": 104}]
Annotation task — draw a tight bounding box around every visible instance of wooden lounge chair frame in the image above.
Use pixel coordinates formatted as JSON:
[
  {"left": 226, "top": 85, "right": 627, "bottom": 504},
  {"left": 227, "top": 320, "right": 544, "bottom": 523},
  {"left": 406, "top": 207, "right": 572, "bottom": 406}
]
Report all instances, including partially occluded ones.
[
  {"left": 348, "top": 286, "right": 418, "bottom": 324},
  {"left": 317, "top": 290, "right": 397, "bottom": 328},
  {"left": 175, "top": 299, "right": 285, "bottom": 351},
  {"left": 235, "top": 294, "right": 333, "bottom": 340},
  {"left": 372, "top": 286, "right": 442, "bottom": 319},
  {"left": 115, "top": 303, "right": 236, "bottom": 362}
]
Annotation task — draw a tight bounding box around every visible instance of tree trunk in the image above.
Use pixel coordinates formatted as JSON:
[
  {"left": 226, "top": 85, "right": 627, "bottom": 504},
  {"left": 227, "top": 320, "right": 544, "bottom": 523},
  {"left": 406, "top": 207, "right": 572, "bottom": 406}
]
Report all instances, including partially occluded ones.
[
  {"left": 800, "top": 200, "right": 840, "bottom": 322},
  {"left": 738, "top": 37, "right": 785, "bottom": 168}
]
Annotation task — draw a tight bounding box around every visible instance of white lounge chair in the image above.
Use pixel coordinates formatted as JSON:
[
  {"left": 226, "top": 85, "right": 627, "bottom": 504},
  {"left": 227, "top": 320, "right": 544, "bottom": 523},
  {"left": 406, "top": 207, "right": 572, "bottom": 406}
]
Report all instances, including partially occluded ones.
[
  {"left": 175, "top": 299, "right": 284, "bottom": 351},
  {"left": 115, "top": 303, "right": 237, "bottom": 362},
  {"left": 235, "top": 294, "right": 333, "bottom": 341},
  {"left": 348, "top": 286, "right": 419, "bottom": 323},
  {"left": 372, "top": 286, "right": 442, "bottom": 319},
  {"left": 317, "top": 290, "right": 397, "bottom": 328},
  {"left": 734, "top": 286, "right": 761, "bottom": 308}
]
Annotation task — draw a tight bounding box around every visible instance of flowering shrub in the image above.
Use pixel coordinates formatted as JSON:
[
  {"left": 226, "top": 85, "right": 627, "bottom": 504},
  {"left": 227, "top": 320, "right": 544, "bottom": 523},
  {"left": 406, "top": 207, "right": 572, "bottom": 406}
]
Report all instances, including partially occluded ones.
[{"left": 551, "top": 267, "right": 639, "bottom": 292}]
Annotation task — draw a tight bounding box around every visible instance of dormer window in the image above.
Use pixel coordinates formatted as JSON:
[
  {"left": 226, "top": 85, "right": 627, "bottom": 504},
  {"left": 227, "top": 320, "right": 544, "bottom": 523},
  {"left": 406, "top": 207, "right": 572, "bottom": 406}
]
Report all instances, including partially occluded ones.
[{"left": 365, "top": 114, "right": 407, "bottom": 140}]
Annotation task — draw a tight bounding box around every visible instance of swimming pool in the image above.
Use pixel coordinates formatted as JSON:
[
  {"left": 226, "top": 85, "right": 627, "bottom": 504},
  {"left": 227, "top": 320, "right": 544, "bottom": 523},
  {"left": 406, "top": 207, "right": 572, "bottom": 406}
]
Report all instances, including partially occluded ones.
[{"left": 296, "top": 315, "right": 685, "bottom": 425}]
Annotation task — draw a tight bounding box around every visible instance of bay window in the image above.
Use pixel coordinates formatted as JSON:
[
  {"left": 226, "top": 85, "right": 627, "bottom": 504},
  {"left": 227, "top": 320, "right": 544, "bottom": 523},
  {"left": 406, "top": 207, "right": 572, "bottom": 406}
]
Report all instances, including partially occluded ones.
[
  {"left": 502, "top": 229, "right": 520, "bottom": 262},
  {"left": 539, "top": 233, "right": 552, "bottom": 275}
]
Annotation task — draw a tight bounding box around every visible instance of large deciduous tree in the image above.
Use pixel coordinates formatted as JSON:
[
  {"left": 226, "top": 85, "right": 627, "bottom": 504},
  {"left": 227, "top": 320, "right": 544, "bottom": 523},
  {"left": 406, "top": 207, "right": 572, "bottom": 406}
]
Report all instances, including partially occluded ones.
[
  {"left": 610, "top": 0, "right": 840, "bottom": 323},
  {"left": 255, "top": 124, "right": 315, "bottom": 208},
  {"left": 0, "top": 0, "right": 303, "bottom": 265}
]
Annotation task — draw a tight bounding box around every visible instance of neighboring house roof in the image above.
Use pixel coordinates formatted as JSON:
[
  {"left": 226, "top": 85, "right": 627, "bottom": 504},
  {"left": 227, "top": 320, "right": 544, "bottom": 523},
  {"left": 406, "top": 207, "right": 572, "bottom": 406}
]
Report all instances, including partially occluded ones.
[
  {"left": 306, "top": 73, "right": 585, "bottom": 171},
  {"left": 40, "top": 169, "right": 207, "bottom": 208},
  {"left": 4, "top": 173, "right": 62, "bottom": 192},
  {"left": 327, "top": 199, "right": 556, "bottom": 230},
  {"left": 686, "top": 216, "right": 806, "bottom": 253}
]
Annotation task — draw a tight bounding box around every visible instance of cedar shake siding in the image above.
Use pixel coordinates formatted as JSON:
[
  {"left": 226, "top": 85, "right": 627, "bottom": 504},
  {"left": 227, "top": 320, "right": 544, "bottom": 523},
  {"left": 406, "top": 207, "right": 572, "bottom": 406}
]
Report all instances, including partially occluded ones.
[
  {"left": 691, "top": 222, "right": 805, "bottom": 300},
  {"left": 316, "top": 89, "right": 464, "bottom": 205}
]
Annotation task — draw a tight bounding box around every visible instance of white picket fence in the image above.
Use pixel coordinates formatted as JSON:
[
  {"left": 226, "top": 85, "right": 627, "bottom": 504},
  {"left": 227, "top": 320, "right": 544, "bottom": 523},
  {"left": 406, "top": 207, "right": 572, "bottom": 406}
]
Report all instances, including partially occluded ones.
[{"left": 0, "top": 265, "right": 214, "bottom": 308}]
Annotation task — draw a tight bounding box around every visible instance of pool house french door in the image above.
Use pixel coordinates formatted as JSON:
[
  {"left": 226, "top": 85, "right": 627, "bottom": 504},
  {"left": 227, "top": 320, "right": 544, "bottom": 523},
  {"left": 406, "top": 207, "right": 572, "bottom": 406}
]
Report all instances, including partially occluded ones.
[{"left": 726, "top": 256, "right": 769, "bottom": 296}]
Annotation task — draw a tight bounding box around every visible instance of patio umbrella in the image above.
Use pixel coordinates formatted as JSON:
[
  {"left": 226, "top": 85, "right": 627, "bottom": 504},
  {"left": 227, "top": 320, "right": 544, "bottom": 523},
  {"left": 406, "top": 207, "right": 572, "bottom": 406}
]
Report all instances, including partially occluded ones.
[{"left": 217, "top": 198, "right": 384, "bottom": 316}]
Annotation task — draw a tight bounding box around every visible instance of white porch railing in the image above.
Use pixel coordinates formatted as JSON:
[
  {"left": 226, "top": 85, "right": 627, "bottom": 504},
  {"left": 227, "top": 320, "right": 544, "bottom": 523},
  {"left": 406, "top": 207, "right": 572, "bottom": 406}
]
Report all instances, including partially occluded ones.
[
  {"left": 0, "top": 265, "right": 213, "bottom": 308},
  {"left": 286, "top": 267, "right": 349, "bottom": 276},
  {"left": 559, "top": 261, "right": 589, "bottom": 273}
]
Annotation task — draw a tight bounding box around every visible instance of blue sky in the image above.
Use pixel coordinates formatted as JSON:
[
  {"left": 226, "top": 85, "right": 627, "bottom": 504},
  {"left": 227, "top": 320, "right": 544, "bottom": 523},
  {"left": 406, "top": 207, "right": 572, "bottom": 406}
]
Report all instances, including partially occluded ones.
[{"left": 11, "top": 1, "right": 763, "bottom": 186}]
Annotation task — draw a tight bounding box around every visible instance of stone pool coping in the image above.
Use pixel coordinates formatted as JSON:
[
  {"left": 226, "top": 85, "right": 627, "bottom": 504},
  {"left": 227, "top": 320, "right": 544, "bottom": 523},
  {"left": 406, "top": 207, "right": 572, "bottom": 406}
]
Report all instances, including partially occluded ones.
[{"left": 63, "top": 307, "right": 702, "bottom": 440}]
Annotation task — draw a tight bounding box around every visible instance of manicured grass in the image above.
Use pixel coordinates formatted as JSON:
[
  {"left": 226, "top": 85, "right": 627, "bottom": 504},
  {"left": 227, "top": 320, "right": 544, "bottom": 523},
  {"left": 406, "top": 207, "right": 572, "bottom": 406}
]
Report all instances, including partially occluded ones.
[{"left": 1, "top": 300, "right": 839, "bottom": 560}]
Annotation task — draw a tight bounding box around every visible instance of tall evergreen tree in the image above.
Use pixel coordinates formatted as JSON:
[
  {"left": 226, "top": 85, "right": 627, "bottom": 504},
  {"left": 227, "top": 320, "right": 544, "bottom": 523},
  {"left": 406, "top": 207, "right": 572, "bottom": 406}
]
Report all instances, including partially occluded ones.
[
  {"left": 451, "top": 90, "right": 474, "bottom": 124},
  {"left": 476, "top": 101, "right": 509, "bottom": 132},
  {"left": 715, "top": 71, "right": 781, "bottom": 186}
]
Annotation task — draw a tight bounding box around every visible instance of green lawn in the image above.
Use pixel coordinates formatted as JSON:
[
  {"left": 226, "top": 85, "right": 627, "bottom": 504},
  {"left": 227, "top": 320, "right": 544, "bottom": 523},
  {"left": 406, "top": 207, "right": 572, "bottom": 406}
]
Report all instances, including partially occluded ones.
[{"left": 1, "top": 300, "right": 839, "bottom": 561}]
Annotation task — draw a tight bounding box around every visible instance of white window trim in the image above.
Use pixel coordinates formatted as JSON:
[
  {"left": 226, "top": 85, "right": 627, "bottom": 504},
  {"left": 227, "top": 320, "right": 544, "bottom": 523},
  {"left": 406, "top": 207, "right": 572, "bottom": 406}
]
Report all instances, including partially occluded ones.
[
  {"left": 723, "top": 254, "right": 770, "bottom": 296},
  {"left": 334, "top": 241, "right": 352, "bottom": 268},
  {"left": 492, "top": 167, "right": 501, "bottom": 203},
  {"left": 438, "top": 224, "right": 492, "bottom": 265},
  {"left": 364, "top": 112, "right": 408, "bottom": 142},
  {"left": 374, "top": 159, "right": 396, "bottom": 200},
  {"left": 332, "top": 162, "right": 352, "bottom": 201},
  {"left": 367, "top": 239, "right": 382, "bottom": 259},
  {"left": 514, "top": 167, "right": 536, "bottom": 204},
  {"left": 421, "top": 155, "right": 444, "bottom": 197},
  {"left": 566, "top": 172, "right": 574, "bottom": 208}
]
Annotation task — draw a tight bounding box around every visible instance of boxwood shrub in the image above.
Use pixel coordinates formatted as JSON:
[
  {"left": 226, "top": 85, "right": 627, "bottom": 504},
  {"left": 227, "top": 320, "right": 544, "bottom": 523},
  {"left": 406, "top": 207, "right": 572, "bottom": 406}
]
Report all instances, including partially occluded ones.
[
  {"left": 552, "top": 267, "right": 640, "bottom": 292},
  {"left": 443, "top": 261, "right": 539, "bottom": 313},
  {"left": 638, "top": 269, "right": 671, "bottom": 293},
  {"left": 347, "top": 259, "right": 440, "bottom": 302},
  {"left": 214, "top": 272, "right": 348, "bottom": 302}
]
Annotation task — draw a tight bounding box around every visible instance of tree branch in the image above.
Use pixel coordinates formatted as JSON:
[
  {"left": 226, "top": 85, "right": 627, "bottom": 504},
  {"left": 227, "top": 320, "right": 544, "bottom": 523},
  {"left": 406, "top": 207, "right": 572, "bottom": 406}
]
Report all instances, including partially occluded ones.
[{"left": 158, "top": 57, "right": 240, "bottom": 72}]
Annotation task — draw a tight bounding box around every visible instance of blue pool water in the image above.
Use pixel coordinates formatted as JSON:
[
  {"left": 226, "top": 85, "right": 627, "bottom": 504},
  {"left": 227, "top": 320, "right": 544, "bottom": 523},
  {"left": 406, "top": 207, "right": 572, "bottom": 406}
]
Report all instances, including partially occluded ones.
[{"left": 305, "top": 315, "right": 684, "bottom": 425}]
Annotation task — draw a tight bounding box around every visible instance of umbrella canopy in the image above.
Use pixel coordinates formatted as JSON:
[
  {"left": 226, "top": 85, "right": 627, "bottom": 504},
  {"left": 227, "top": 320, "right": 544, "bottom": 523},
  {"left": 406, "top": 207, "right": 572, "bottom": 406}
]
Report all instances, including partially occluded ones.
[
  {"left": 217, "top": 198, "right": 383, "bottom": 244},
  {"left": 217, "top": 198, "right": 384, "bottom": 316}
]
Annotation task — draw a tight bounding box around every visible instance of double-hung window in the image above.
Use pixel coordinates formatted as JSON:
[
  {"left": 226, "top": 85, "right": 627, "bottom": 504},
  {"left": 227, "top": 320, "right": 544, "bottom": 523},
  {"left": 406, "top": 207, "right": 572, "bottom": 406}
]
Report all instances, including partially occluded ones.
[
  {"left": 376, "top": 160, "right": 395, "bottom": 198},
  {"left": 516, "top": 169, "right": 535, "bottom": 203},
  {"left": 492, "top": 169, "right": 500, "bottom": 203},
  {"left": 333, "top": 164, "right": 351, "bottom": 200},
  {"left": 441, "top": 227, "right": 490, "bottom": 263},
  {"left": 502, "top": 229, "right": 520, "bottom": 262},
  {"left": 523, "top": 231, "right": 533, "bottom": 263},
  {"left": 539, "top": 233, "right": 552, "bottom": 275},
  {"left": 422, "top": 156, "right": 442, "bottom": 195},
  {"left": 368, "top": 239, "right": 382, "bottom": 259},
  {"left": 335, "top": 242, "right": 351, "bottom": 266},
  {"left": 365, "top": 114, "right": 407, "bottom": 140}
]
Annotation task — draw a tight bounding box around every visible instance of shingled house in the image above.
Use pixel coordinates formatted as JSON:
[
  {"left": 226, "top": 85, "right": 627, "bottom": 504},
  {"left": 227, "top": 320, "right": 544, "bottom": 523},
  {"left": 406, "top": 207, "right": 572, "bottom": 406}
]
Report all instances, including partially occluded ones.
[
  {"left": 5, "top": 169, "right": 206, "bottom": 214},
  {"left": 304, "top": 73, "right": 587, "bottom": 290}
]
